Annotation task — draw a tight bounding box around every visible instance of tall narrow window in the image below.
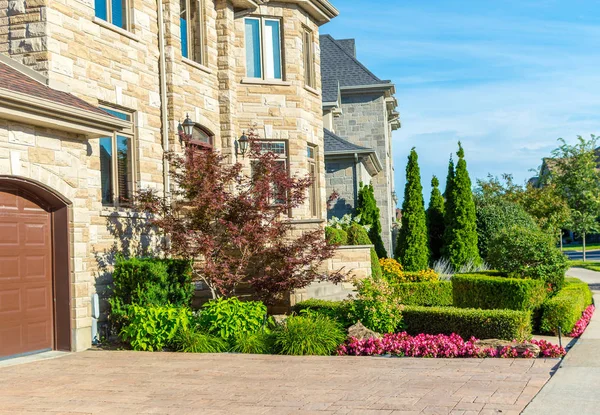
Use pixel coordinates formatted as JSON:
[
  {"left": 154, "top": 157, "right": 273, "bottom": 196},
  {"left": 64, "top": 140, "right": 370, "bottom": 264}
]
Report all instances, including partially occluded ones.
[
  {"left": 244, "top": 17, "right": 282, "bottom": 80},
  {"left": 307, "top": 145, "right": 319, "bottom": 217},
  {"left": 95, "top": 0, "right": 128, "bottom": 30},
  {"left": 180, "top": 0, "right": 205, "bottom": 64},
  {"left": 100, "top": 107, "right": 136, "bottom": 206},
  {"left": 303, "top": 27, "right": 315, "bottom": 88},
  {"left": 251, "top": 141, "right": 288, "bottom": 205}
]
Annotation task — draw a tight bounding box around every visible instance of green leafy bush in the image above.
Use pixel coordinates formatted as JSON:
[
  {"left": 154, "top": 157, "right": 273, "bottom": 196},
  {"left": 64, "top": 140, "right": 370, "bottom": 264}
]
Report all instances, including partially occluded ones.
[
  {"left": 198, "top": 297, "right": 267, "bottom": 341},
  {"left": 476, "top": 198, "right": 538, "bottom": 259},
  {"left": 487, "top": 226, "right": 568, "bottom": 292},
  {"left": 370, "top": 248, "right": 383, "bottom": 279},
  {"left": 291, "top": 299, "right": 354, "bottom": 328},
  {"left": 346, "top": 223, "right": 372, "bottom": 245},
  {"left": 119, "top": 305, "right": 192, "bottom": 351},
  {"left": 540, "top": 282, "right": 593, "bottom": 335},
  {"left": 325, "top": 226, "right": 348, "bottom": 245},
  {"left": 402, "top": 306, "right": 532, "bottom": 341},
  {"left": 109, "top": 257, "right": 194, "bottom": 331},
  {"left": 229, "top": 332, "right": 273, "bottom": 354},
  {"left": 453, "top": 273, "right": 547, "bottom": 311},
  {"left": 272, "top": 315, "right": 345, "bottom": 356},
  {"left": 174, "top": 329, "right": 228, "bottom": 353},
  {"left": 391, "top": 281, "right": 453, "bottom": 306},
  {"left": 351, "top": 278, "right": 403, "bottom": 333}
]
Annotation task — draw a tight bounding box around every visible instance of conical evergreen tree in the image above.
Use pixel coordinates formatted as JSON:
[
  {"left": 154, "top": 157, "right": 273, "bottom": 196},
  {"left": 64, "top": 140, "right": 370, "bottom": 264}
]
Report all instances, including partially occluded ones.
[
  {"left": 356, "top": 182, "right": 388, "bottom": 258},
  {"left": 444, "top": 142, "right": 481, "bottom": 269},
  {"left": 427, "top": 176, "right": 445, "bottom": 261},
  {"left": 442, "top": 156, "right": 455, "bottom": 258},
  {"left": 395, "top": 148, "right": 429, "bottom": 271}
]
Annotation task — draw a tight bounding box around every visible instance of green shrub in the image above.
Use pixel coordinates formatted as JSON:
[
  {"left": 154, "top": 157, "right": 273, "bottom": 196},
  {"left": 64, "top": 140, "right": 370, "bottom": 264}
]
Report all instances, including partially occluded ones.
[
  {"left": 291, "top": 299, "right": 354, "bottom": 328},
  {"left": 392, "top": 281, "right": 453, "bottom": 306},
  {"left": 229, "top": 332, "right": 273, "bottom": 354},
  {"left": 174, "top": 329, "right": 228, "bottom": 353},
  {"left": 370, "top": 248, "right": 382, "bottom": 279},
  {"left": 487, "top": 226, "right": 568, "bottom": 292},
  {"left": 119, "top": 305, "right": 192, "bottom": 351},
  {"left": 346, "top": 223, "right": 372, "bottom": 245},
  {"left": 453, "top": 273, "right": 547, "bottom": 311},
  {"left": 272, "top": 315, "right": 345, "bottom": 356},
  {"left": 109, "top": 256, "right": 194, "bottom": 332},
  {"left": 403, "top": 306, "right": 532, "bottom": 341},
  {"left": 351, "top": 278, "right": 403, "bottom": 333},
  {"left": 476, "top": 198, "right": 538, "bottom": 259},
  {"left": 325, "top": 226, "right": 348, "bottom": 245},
  {"left": 198, "top": 297, "right": 268, "bottom": 341},
  {"left": 540, "top": 282, "right": 593, "bottom": 335}
]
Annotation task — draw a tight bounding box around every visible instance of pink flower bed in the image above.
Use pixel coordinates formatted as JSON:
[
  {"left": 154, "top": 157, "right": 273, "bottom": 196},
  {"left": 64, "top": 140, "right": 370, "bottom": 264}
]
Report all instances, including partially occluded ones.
[
  {"left": 337, "top": 332, "right": 566, "bottom": 358},
  {"left": 569, "top": 305, "right": 595, "bottom": 338}
]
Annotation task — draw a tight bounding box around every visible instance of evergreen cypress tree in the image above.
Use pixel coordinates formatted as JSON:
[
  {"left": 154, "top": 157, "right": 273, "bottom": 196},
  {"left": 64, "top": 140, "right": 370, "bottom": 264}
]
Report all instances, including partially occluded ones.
[
  {"left": 427, "top": 176, "right": 445, "bottom": 261},
  {"left": 444, "top": 142, "right": 481, "bottom": 269},
  {"left": 442, "top": 156, "right": 455, "bottom": 259},
  {"left": 395, "top": 148, "right": 429, "bottom": 270},
  {"left": 356, "top": 182, "right": 388, "bottom": 258}
]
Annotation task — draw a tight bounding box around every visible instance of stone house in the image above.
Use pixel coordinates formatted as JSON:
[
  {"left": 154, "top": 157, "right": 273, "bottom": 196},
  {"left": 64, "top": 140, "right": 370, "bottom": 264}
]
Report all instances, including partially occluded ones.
[
  {"left": 320, "top": 35, "right": 400, "bottom": 255},
  {"left": 0, "top": 0, "right": 360, "bottom": 358}
]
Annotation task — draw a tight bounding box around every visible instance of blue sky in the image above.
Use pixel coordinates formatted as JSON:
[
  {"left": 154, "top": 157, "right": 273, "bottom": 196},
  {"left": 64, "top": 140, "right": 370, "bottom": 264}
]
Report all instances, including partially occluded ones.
[{"left": 322, "top": 0, "right": 600, "bottom": 205}]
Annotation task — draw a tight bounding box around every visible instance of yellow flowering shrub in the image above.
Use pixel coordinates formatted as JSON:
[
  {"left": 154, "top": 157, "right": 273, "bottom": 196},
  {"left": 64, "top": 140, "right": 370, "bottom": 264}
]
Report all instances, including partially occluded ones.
[
  {"left": 379, "top": 257, "right": 439, "bottom": 283},
  {"left": 379, "top": 258, "right": 403, "bottom": 279}
]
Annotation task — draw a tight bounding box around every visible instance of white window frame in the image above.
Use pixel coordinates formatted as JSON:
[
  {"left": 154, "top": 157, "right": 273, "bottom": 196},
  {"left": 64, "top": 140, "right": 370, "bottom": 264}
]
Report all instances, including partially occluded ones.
[
  {"left": 180, "top": 0, "right": 206, "bottom": 65},
  {"left": 244, "top": 17, "right": 283, "bottom": 81},
  {"left": 95, "top": 0, "right": 130, "bottom": 30}
]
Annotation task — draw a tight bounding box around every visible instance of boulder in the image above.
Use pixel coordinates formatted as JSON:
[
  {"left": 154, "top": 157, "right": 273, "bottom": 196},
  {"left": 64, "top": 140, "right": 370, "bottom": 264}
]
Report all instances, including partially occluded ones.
[
  {"left": 347, "top": 321, "right": 381, "bottom": 340},
  {"left": 475, "top": 339, "right": 540, "bottom": 357}
]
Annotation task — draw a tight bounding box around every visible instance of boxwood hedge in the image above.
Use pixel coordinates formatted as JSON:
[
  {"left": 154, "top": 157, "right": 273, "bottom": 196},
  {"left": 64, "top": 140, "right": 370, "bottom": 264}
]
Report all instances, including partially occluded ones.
[
  {"left": 403, "top": 306, "right": 532, "bottom": 341},
  {"left": 540, "top": 279, "right": 593, "bottom": 335},
  {"left": 392, "top": 281, "right": 453, "bottom": 306},
  {"left": 453, "top": 273, "right": 547, "bottom": 311}
]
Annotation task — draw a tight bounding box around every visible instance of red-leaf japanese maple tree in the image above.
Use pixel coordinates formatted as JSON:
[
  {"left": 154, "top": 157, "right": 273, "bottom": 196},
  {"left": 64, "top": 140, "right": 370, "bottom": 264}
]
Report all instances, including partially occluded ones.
[{"left": 138, "top": 130, "right": 342, "bottom": 304}]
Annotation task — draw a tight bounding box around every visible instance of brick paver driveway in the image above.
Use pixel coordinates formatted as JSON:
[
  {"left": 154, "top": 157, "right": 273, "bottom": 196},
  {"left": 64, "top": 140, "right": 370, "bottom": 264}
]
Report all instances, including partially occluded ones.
[{"left": 0, "top": 350, "right": 558, "bottom": 415}]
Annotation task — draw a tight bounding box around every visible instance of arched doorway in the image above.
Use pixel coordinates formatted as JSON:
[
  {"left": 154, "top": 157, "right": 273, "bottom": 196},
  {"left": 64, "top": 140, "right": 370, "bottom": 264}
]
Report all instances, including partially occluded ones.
[{"left": 0, "top": 176, "right": 71, "bottom": 358}]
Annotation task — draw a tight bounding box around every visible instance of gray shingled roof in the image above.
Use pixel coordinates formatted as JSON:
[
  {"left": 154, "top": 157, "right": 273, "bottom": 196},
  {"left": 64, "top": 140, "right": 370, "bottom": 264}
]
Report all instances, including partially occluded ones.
[
  {"left": 324, "top": 128, "right": 373, "bottom": 154},
  {"left": 320, "top": 34, "right": 391, "bottom": 103}
]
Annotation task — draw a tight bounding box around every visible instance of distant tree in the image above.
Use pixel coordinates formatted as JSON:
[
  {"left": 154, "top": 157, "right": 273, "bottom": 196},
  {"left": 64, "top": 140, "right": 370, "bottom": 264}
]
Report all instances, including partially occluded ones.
[
  {"left": 443, "top": 155, "right": 455, "bottom": 236},
  {"left": 443, "top": 142, "right": 481, "bottom": 268},
  {"left": 395, "top": 148, "right": 429, "bottom": 271},
  {"left": 550, "top": 135, "right": 600, "bottom": 261},
  {"left": 356, "top": 182, "right": 388, "bottom": 258},
  {"left": 427, "top": 176, "right": 445, "bottom": 261}
]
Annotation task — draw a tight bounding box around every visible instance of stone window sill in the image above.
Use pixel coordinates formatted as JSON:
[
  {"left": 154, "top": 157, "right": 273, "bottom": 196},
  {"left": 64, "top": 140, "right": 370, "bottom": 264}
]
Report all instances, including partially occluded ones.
[
  {"left": 182, "top": 57, "right": 213, "bottom": 74},
  {"left": 93, "top": 17, "right": 140, "bottom": 42},
  {"left": 100, "top": 208, "right": 148, "bottom": 219},
  {"left": 241, "top": 77, "right": 291, "bottom": 86},
  {"left": 304, "top": 84, "right": 319, "bottom": 96}
]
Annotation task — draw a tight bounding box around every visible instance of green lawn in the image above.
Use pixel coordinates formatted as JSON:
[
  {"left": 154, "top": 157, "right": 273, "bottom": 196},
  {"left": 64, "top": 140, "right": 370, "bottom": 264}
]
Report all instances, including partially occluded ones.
[
  {"left": 561, "top": 243, "right": 600, "bottom": 252},
  {"left": 568, "top": 260, "right": 600, "bottom": 272}
]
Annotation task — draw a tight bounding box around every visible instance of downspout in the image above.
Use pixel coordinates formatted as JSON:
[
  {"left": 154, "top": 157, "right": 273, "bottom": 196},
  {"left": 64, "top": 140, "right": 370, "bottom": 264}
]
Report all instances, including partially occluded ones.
[
  {"left": 157, "top": 0, "right": 170, "bottom": 199},
  {"left": 353, "top": 153, "right": 359, "bottom": 206}
]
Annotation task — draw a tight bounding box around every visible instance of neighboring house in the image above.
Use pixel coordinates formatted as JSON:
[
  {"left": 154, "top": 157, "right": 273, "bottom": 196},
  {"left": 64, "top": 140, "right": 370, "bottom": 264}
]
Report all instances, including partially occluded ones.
[
  {"left": 320, "top": 35, "right": 400, "bottom": 255},
  {"left": 0, "top": 0, "right": 339, "bottom": 358}
]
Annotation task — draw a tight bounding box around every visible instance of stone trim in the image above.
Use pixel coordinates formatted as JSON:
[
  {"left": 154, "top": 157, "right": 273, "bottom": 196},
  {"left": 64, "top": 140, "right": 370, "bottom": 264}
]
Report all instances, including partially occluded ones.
[
  {"left": 182, "top": 58, "right": 213, "bottom": 74},
  {"left": 304, "top": 84, "right": 319, "bottom": 96},
  {"left": 240, "top": 77, "right": 292, "bottom": 86},
  {"left": 92, "top": 17, "right": 141, "bottom": 42},
  {"left": 336, "top": 244, "right": 373, "bottom": 250}
]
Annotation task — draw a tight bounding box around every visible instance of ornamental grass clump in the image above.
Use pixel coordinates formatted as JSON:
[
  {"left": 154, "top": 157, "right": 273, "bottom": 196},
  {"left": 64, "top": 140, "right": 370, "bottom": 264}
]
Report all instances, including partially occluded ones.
[
  {"left": 229, "top": 332, "right": 273, "bottom": 354},
  {"left": 273, "top": 315, "right": 345, "bottom": 356},
  {"left": 174, "top": 329, "right": 228, "bottom": 353}
]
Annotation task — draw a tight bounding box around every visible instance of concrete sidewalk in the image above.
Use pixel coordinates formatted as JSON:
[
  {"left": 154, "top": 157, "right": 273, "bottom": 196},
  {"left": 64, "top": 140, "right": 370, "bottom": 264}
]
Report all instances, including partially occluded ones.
[{"left": 523, "top": 267, "right": 600, "bottom": 415}]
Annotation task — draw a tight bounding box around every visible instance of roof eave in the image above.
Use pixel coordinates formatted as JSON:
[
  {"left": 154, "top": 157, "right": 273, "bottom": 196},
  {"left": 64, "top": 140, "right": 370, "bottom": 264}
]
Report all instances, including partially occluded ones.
[
  {"left": 274, "top": 0, "right": 339, "bottom": 25},
  {"left": 340, "top": 83, "right": 395, "bottom": 95}
]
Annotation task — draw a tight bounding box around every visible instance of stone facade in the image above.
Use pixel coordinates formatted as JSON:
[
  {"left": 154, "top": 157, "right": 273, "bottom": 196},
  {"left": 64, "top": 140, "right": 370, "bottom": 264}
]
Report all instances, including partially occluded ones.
[
  {"left": 325, "top": 157, "right": 372, "bottom": 219},
  {"left": 0, "top": 0, "right": 338, "bottom": 352},
  {"left": 332, "top": 92, "right": 397, "bottom": 254}
]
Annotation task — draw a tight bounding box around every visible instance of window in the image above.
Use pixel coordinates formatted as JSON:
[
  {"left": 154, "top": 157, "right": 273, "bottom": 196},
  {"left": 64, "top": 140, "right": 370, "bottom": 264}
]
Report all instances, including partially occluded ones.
[
  {"left": 307, "top": 145, "right": 319, "bottom": 217},
  {"left": 244, "top": 17, "right": 282, "bottom": 80},
  {"left": 95, "top": 0, "right": 128, "bottom": 29},
  {"left": 99, "top": 107, "right": 135, "bottom": 206},
  {"left": 180, "top": 0, "right": 205, "bottom": 64},
  {"left": 251, "top": 141, "right": 288, "bottom": 205},
  {"left": 303, "top": 27, "right": 315, "bottom": 88}
]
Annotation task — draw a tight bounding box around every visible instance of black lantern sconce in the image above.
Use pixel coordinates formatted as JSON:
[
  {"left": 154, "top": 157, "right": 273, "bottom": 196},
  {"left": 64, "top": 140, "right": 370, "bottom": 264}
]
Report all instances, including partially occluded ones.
[
  {"left": 236, "top": 131, "right": 249, "bottom": 158},
  {"left": 177, "top": 114, "right": 195, "bottom": 144}
]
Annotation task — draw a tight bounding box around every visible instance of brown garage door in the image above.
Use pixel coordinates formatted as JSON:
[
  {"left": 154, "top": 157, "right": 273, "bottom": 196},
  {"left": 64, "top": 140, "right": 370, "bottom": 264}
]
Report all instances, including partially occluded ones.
[{"left": 0, "top": 189, "right": 53, "bottom": 358}]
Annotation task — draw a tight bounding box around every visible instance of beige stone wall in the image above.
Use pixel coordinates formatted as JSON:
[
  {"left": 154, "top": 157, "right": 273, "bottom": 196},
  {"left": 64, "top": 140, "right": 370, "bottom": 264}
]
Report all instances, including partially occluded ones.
[{"left": 0, "top": 120, "right": 97, "bottom": 351}]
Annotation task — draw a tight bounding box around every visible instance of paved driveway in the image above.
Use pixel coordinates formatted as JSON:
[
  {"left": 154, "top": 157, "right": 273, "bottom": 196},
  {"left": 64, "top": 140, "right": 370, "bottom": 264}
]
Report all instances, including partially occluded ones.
[{"left": 0, "top": 350, "right": 557, "bottom": 415}]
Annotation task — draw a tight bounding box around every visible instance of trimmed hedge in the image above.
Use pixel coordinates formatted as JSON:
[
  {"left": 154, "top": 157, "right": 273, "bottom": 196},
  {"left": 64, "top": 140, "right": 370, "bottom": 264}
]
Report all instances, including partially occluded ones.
[
  {"left": 403, "top": 306, "right": 532, "bottom": 341},
  {"left": 291, "top": 299, "right": 354, "bottom": 328},
  {"left": 453, "top": 273, "right": 547, "bottom": 311},
  {"left": 540, "top": 281, "right": 593, "bottom": 335},
  {"left": 392, "top": 281, "right": 453, "bottom": 306}
]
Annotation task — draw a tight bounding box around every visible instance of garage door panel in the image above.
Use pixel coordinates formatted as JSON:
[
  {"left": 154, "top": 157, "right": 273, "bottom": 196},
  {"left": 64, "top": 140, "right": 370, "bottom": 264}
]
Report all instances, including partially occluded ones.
[{"left": 0, "top": 189, "right": 53, "bottom": 358}]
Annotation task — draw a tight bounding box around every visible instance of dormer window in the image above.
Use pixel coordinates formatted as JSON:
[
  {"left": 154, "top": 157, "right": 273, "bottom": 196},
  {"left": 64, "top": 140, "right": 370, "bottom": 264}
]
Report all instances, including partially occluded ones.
[{"left": 244, "top": 17, "right": 282, "bottom": 80}]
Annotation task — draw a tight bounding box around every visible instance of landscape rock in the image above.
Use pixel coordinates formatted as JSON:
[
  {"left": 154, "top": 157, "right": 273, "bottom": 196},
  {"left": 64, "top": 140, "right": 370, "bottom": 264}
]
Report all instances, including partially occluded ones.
[
  {"left": 347, "top": 321, "right": 381, "bottom": 340},
  {"left": 475, "top": 339, "right": 541, "bottom": 357}
]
